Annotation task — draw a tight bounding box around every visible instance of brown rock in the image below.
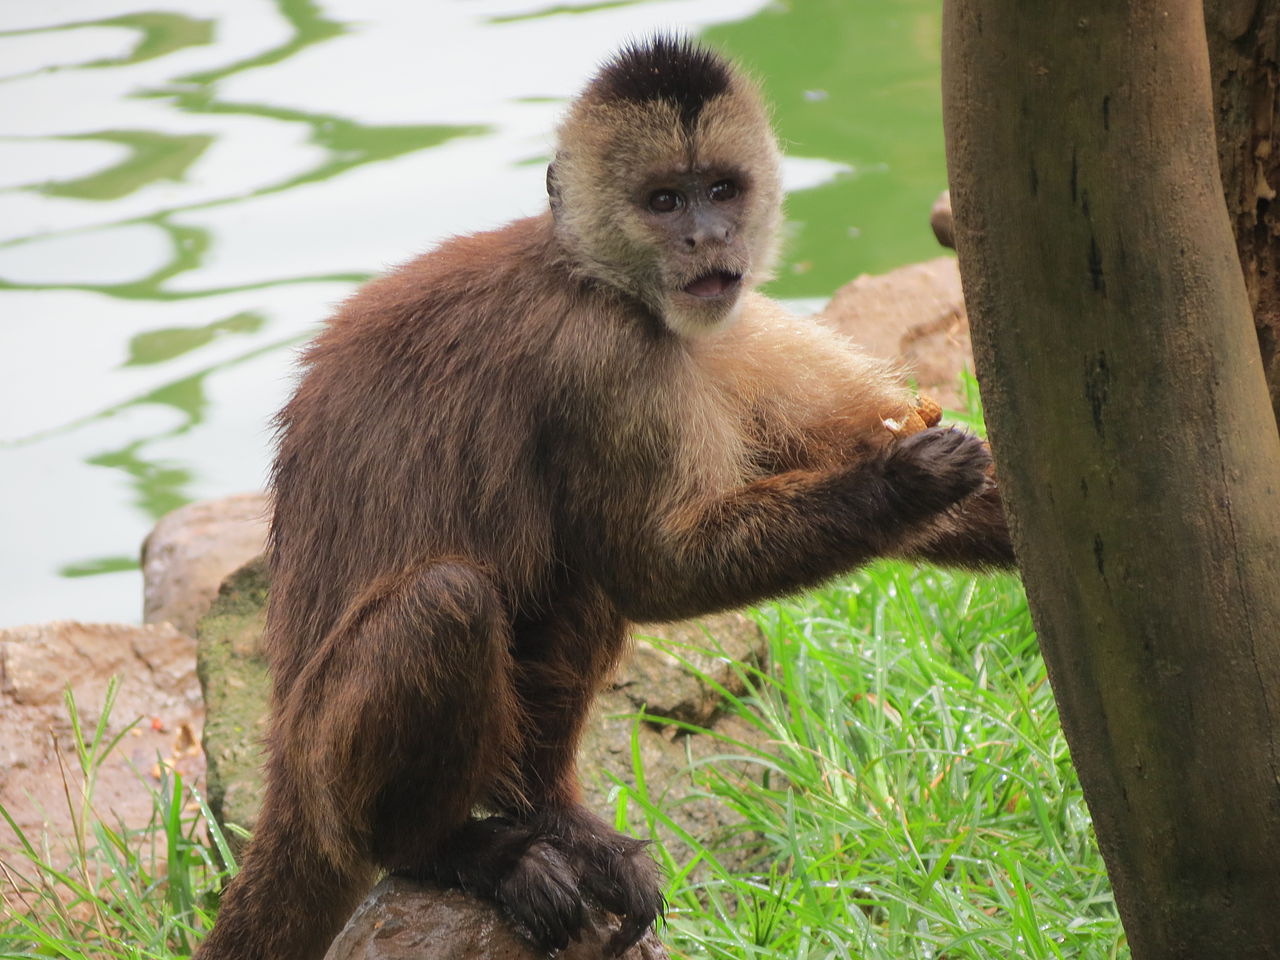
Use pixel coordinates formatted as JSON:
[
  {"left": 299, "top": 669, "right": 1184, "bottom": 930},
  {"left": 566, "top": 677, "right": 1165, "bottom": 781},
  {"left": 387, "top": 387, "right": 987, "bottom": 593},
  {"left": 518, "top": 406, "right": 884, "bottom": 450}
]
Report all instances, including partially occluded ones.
[
  {"left": 324, "top": 877, "right": 668, "bottom": 960},
  {"left": 820, "top": 256, "right": 974, "bottom": 409},
  {"left": 142, "top": 492, "right": 270, "bottom": 635},
  {"left": 0, "top": 621, "right": 205, "bottom": 856},
  {"left": 930, "top": 189, "right": 955, "bottom": 248}
]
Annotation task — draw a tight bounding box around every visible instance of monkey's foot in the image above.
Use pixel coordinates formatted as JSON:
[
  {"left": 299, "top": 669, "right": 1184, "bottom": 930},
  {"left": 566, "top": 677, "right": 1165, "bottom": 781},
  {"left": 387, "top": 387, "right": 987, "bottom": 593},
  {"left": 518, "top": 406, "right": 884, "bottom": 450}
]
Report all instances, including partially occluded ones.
[
  {"left": 412, "top": 812, "right": 660, "bottom": 955},
  {"left": 410, "top": 816, "right": 589, "bottom": 953},
  {"left": 536, "top": 807, "right": 664, "bottom": 956}
]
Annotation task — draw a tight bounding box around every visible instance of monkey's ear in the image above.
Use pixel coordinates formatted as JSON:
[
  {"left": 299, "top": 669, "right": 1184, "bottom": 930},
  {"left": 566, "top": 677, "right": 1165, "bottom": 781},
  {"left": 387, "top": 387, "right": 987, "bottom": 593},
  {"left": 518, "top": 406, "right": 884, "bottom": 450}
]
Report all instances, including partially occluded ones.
[{"left": 546, "top": 160, "right": 561, "bottom": 214}]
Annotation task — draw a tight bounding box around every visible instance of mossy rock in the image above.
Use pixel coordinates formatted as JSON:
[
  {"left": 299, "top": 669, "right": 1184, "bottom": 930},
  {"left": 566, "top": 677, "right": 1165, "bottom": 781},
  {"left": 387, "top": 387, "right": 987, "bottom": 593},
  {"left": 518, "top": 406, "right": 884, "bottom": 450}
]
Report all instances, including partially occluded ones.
[{"left": 195, "top": 555, "right": 271, "bottom": 855}]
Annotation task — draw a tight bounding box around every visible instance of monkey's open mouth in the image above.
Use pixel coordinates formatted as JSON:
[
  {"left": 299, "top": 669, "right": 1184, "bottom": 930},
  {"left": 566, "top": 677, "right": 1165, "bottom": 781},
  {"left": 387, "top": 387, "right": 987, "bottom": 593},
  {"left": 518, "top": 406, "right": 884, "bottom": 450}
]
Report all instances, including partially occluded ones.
[{"left": 682, "top": 270, "right": 743, "bottom": 298}]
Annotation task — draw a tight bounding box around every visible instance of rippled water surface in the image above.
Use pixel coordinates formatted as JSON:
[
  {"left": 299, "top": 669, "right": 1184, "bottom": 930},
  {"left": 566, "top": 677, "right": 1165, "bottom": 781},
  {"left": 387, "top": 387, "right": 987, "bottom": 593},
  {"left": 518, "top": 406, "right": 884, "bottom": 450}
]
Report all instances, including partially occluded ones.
[{"left": 1, "top": 0, "right": 947, "bottom": 625}]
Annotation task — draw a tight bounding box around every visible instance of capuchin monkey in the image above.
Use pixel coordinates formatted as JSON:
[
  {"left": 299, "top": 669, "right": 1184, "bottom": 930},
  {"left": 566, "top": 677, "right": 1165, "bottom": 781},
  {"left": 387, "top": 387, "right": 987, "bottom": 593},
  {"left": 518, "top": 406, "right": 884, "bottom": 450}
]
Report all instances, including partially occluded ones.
[{"left": 196, "top": 35, "right": 1013, "bottom": 960}]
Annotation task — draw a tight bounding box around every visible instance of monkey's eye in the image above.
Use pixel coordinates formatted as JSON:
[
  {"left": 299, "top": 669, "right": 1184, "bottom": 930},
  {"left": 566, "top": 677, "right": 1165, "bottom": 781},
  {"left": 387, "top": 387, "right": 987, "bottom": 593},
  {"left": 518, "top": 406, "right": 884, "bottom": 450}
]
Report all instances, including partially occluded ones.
[
  {"left": 708, "top": 179, "right": 739, "bottom": 202},
  {"left": 648, "top": 190, "right": 684, "bottom": 213}
]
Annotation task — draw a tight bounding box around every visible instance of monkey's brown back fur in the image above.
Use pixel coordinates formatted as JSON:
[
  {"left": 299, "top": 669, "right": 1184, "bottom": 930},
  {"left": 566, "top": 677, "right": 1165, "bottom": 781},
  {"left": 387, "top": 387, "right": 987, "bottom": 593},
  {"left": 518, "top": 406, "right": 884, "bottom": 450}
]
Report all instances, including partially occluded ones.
[{"left": 196, "top": 36, "right": 1012, "bottom": 960}]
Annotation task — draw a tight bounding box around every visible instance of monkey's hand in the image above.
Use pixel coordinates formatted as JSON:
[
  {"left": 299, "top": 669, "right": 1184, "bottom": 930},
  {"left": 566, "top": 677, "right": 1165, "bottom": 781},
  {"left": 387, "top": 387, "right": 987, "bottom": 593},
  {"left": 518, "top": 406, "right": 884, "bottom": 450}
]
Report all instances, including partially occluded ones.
[
  {"left": 883, "top": 428, "right": 1015, "bottom": 568},
  {"left": 879, "top": 426, "right": 993, "bottom": 519}
]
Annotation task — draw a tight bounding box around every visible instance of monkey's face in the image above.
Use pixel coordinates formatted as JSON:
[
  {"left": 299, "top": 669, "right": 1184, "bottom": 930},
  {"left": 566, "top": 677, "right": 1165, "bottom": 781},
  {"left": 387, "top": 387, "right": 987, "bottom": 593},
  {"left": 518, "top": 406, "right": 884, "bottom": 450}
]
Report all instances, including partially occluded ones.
[
  {"left": 551, "top": 70, "right": 784, "bottom": 338},
  {"left": 628, "top": 165, "right": 755, "bottom": 335}
]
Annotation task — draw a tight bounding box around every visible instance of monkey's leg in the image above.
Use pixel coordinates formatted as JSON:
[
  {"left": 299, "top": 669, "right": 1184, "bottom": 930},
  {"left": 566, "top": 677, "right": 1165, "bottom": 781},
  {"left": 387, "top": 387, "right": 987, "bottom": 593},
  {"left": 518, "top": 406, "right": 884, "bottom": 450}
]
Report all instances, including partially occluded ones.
[
  {"left": 504, "top": 596, "right": 663, "bottom": 955},
  {"left": 195, "top": 771, "right": 377, "bottom": 960},
  {"left": 198, "top": 560, "right": 575, "bottom": 960}
]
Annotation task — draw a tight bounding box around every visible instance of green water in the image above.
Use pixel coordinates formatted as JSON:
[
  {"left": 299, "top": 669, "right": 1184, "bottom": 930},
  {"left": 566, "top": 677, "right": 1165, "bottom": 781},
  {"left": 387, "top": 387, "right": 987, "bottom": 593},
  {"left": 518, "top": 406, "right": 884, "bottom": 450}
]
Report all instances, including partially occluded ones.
[
  {"left": 0, "top": 0, "right": 948, "bottom": 625},
  {"left": 710, "top": 0, "right": 947, "bottom": 292}
]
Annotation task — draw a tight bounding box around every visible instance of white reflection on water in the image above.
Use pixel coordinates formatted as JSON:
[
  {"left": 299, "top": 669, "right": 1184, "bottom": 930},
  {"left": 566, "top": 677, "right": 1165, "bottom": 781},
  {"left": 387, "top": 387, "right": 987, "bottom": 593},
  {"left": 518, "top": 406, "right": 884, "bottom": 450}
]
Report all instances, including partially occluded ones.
[
  {"left": 0, "top": 25, "right": 137, "bottom": 79},
  {"left": 0, "top": 138, "right": 130, "bottom": 191},
  {"left": 0, "top": 222, "right": 172, "bottom": 284},
  {"left": 0, "top": 0, "right": 857, "bottom": 627},
  {"left": 0, "top": 116, "right": 326, "bottom": 244}
]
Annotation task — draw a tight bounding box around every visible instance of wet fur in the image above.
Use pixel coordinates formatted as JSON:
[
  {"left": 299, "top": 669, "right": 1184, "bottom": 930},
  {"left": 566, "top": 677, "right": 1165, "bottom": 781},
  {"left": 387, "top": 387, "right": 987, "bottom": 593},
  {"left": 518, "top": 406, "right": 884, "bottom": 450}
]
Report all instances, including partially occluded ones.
[{"left": 196, "top": 37, "right": 1012, "bottom": 960}]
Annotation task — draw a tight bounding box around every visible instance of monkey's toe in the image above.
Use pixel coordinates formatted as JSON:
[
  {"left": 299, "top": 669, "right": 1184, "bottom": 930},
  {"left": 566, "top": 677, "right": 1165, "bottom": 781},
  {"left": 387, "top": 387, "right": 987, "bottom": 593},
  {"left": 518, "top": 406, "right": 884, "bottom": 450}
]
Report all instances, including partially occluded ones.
[
  {"left": 541, "top": 824, "right": 660, "bottom": 955},
  {"left": 576, "top": 837, "right": 663, "bottom": 955},
  {"left": 497, "top": 839, "right": 587, "bottom": 952}
]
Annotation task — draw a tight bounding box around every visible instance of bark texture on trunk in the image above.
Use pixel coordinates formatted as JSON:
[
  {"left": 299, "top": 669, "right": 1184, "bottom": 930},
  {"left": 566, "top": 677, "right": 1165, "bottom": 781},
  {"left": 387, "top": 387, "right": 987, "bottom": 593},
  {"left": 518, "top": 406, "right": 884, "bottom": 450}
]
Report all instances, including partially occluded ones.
[
  {"left": 1204, "top": 0, "right": 1280, "bottom": 424},
  {"left": 942, "top": 3, "right": 1280, "bottom": 958}
]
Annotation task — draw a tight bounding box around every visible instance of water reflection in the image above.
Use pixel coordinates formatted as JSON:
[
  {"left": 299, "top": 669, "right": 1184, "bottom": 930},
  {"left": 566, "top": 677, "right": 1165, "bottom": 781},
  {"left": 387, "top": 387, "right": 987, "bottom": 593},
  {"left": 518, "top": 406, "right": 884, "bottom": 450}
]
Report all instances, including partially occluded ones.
[{"left": 0, "top": 0, "right": 947, "bottom": 625}]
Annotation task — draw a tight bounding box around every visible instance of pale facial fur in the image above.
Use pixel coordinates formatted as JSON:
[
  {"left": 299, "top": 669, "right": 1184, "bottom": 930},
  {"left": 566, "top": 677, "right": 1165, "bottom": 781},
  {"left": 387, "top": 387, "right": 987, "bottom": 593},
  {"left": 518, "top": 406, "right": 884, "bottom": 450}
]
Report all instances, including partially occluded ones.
[{"left": 550, "top": 76, "right": 783, "bottom": 338}]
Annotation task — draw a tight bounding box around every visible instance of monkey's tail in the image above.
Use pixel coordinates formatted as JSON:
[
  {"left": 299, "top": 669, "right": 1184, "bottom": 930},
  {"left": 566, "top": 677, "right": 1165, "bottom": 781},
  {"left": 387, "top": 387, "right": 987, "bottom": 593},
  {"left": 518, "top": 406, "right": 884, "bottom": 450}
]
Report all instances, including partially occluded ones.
[{"left": 194, "top": 776, "right": 376, "bottom": 960}]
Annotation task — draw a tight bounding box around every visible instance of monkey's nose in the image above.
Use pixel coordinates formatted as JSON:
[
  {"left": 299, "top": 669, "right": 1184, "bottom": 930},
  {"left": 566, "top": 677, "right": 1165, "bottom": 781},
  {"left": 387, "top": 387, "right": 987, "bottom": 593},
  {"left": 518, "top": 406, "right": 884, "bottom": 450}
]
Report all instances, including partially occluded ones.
[{"left": 684, "top": 227, "right": 732, "bottom": 249}]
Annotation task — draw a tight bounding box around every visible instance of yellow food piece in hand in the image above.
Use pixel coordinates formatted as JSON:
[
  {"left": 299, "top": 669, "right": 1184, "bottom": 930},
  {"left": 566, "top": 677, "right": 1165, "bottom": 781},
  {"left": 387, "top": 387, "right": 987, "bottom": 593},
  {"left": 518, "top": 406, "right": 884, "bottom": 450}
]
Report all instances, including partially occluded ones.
[{"left": 883, "top": 394, "right": 943, "bottom": 437}]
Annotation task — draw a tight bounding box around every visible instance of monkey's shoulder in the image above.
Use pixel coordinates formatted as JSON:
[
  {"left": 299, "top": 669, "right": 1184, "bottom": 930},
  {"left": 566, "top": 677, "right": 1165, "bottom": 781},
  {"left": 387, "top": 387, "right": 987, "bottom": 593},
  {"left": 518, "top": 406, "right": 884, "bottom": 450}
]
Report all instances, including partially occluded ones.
[
  {"left": 342, "top": 215, "right": 562, "bottom": 324},
  {"left": 300, "top": 215, "right": 579, "bottom": 379}
]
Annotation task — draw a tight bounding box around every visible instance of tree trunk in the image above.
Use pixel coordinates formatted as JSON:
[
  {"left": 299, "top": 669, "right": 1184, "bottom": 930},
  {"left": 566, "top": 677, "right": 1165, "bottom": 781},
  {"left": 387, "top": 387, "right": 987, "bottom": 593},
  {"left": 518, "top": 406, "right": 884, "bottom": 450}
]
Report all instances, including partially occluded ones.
[
  {"left": 942, "top": 3, "right": 1280, "bottom": 958},
  {"left": 1204, "top": 0, "right": 1280, "bottom": 424}
]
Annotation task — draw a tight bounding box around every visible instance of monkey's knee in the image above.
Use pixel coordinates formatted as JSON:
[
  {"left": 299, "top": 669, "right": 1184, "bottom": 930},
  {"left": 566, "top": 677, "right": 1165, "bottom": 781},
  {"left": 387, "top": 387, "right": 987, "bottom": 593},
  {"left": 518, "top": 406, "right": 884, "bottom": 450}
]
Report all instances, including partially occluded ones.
[{"left": 279, "top": 559, "right": 522, "bottom": 858}]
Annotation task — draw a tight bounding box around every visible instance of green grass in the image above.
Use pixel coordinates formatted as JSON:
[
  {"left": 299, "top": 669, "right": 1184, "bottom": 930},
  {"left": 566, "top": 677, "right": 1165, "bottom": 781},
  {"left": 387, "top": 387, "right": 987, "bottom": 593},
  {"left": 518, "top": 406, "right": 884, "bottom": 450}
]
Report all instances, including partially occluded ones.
[
  {"left": 624, "top": 564, "right": 1125, "bottom": 959},
  {"left": 0, "top": 567, "right": 1125, "bottom": 959},
  {"left": 0, "top": 681, "right": 236, "bottom": 959}
]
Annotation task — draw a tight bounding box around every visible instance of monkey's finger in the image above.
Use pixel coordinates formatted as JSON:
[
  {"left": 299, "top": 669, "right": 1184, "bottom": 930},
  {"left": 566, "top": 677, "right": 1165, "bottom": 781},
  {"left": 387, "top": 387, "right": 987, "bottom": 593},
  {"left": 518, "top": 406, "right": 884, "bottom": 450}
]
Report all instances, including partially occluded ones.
[{"left": 578, "top": 837, "right": 662, "bottom": 929}]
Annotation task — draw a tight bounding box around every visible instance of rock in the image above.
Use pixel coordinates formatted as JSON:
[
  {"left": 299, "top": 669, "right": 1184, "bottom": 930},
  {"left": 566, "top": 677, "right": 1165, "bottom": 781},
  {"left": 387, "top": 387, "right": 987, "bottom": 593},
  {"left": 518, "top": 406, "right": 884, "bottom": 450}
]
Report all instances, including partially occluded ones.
[
  {"left": 142, "top": 492, "right": 270, "bottom": 635},
  {"left": 324, "top": 877, "right": 668, "bottom": 960},
  {"left": 820, "top": 256, "right": 975, "bottom": 410},
  {"left": 195, "top": 556, "right": 271, "bottom": 854},
  {"left": 930, "top": 189, "right": 955, "bottom": 248},
  {"left": 0, "top": 621, "right": 204, "bottom": 856}
]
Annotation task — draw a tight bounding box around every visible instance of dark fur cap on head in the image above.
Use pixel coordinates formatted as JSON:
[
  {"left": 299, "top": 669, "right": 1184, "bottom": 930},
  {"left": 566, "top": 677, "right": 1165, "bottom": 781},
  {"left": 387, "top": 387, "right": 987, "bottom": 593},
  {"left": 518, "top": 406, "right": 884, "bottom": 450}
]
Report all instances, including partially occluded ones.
[{"left": 590, "top": 34, "right": 732, "bottom": 129}]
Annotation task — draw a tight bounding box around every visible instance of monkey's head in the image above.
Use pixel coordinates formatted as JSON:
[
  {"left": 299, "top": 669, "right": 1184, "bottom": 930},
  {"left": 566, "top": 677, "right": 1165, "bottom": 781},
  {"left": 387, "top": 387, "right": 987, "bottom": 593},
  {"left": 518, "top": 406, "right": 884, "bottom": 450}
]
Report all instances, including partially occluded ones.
[{"left": 548, "top": 36, "right": 784, "bottom": 337}]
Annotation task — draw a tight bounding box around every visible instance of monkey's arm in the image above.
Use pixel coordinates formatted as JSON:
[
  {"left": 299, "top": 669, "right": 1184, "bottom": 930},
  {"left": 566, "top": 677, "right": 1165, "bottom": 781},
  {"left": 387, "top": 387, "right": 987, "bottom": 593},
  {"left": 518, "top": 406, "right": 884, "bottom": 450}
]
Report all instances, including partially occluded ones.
[
  {"left": 598, "top": 428, "right": 991, "bottom": 622},
  {"left": 900, "top": 485, "right": 1016, "bottom": 569}
]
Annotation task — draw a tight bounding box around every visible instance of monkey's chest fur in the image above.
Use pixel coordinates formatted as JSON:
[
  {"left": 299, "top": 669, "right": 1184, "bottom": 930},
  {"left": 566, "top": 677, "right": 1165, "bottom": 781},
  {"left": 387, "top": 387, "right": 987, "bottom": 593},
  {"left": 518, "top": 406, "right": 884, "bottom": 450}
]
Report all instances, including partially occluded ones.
[{"left": 265, "top": 214, "right": 909, "bottom": 684}]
